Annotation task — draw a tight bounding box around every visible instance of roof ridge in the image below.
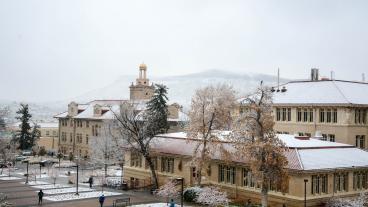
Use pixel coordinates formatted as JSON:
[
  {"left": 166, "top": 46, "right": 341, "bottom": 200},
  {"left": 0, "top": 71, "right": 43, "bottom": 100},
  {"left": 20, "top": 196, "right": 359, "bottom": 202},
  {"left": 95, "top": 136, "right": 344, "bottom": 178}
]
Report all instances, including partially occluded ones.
[
  {"left": 295, "top": 148, "right": 304, "bottom": 170},
  {"left": 331, "top": 80, "right": 351, "bottom": 104}
]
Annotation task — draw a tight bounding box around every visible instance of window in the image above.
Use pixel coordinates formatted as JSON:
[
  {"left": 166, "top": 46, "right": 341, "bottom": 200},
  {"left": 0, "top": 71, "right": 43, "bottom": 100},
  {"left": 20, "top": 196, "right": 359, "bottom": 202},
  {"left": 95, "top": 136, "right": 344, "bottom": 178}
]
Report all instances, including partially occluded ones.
[
  {"left": 161, "top": 157, "right": 174, "bottom": 173},
  {"left": 334, "top": 172, "right": 348, "bottom": 192},
  {"left": 297, "top": 109, "right": 302, "bottom": 122},
  {"left": 312, "top": 174, "right": 328, "bottom": 194},
  {"left": 276, "top": 108, "right": 281, "bottom": 121},
  {"left": 353, "top": 171, "right": 368, "bottom": 190},
  {"left": 53, "top": 131, "right": 57, "bottom": 136},
  {"left": 282, "top": 108, "right": 287, "bottom": 121},
  {"left": 276, "top": 108, "right": 291, "bottom": 122},
  {"left": 321, "top": 134, "right": 327, "bottom": 141},
  {"left": 328, "top": 134, "right": 335, "bottom": 142},
  {"left": 46, "top": 131, "right": 49, "bottom": 136},
  {"left": 145, "top": 157, "right": 157, "bottom": 170},
  {"left": 319, "top": 109, "right": 325, "bottom": 123},
  {"left": 86, "top": 134, "right": 89, "bottom": 144},
  {"left": 86, "top": 121, "right": 89, "bottom": 128},
  {"left": 308, "top": 109, "right": 313, "bottom": 122},
  {"left": 76, "top": 133, "right": 82, "bottom": 144},
  {"left": 305, "top": 133, "right": 311, "bottom": 137},
  {"left": 218, "top": 165, "right": 235, "bottom": 185},
  {"left": 333, "top": 109, "right": 337, "bottom": 123},
  {"left": 356, "top": 135, "right": 366, "bottom": 149},
  {"left": 303, "top": 109, "right": 308, "bottom": 122},
  {"left": 61, "top": 132, "right": 67, "bottom": 142},
  {"left": 130, "top": 152, "right": 142, "bottom": 168},
  {"left": 355, "top": 109, "right": 367, "bottom": 124},
  {"left": 242, "top": 168, "right": 255, "bottom": 188},
  {"left": 326, "top": 109, "right": 332, "bottom": 123}
]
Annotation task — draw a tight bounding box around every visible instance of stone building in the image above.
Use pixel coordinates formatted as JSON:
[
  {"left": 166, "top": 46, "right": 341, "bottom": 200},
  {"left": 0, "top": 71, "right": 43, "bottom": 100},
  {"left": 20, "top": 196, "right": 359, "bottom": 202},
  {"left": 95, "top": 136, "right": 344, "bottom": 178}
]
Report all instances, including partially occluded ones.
[
  {"left": 10, "top": 122, "right": 59, "bottom": 153},
  {"left": 55, "top": 64, "right": 187, "bottom": 158},
  {"left": 124, "top": 132, "right": 368, "bottom": 207},
  {"left": 237, "top": 69, "right": 368, "bottom": 149}
]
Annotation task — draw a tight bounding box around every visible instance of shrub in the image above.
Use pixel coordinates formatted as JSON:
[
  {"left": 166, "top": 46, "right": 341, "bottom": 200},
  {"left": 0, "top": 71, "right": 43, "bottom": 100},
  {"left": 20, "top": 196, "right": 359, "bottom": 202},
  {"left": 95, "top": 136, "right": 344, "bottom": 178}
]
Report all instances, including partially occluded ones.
[{"left": 183, "top": 186, "right": 202, "bottom": 202}]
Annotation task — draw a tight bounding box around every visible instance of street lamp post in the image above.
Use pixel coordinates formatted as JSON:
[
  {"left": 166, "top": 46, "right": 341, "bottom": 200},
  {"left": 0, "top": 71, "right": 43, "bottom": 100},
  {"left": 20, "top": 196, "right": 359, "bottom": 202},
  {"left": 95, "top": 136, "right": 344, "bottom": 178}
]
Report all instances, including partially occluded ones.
[
  {"left": 25, "top": 161, "right": 29, "bottom": 184},
  {"left": 175, "top": 178, "right": 184, "bottom": 207},
  {"left": 75, "top": 157, "right": 79, "bottom": 195},
  {"left": 304, "top": 179, "right": 308, "bottom": 207}
]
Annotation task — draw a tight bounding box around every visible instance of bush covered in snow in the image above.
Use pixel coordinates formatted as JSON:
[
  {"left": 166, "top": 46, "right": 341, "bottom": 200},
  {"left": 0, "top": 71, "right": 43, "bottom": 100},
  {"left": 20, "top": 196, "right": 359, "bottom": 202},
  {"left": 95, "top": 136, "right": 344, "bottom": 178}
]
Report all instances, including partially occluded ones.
[
  {"left": 326, "top": 193, "right": 367, "bottom": 207},
  {"left": 183, "top": 186, "right": 202, "bottom": 202},
  {"left": 194, "top": 186, "right": 229, "bottom": 207}
]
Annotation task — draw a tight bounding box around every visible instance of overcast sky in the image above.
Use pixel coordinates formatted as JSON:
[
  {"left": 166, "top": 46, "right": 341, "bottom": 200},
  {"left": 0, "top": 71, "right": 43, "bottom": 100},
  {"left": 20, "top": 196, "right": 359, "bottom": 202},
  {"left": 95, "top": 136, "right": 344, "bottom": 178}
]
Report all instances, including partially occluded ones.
[{"left": 1, "top": 0, "right": 367, "bottom": 102}]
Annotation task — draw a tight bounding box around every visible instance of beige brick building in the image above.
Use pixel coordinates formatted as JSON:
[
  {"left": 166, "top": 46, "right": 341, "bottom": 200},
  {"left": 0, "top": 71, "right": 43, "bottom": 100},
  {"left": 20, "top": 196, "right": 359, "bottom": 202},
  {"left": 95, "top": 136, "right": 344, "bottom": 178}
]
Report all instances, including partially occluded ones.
[
  {"left": 55, "top": 64, "right": 187, "bottom": 158},
  {"left": 10, "top": 122, "right": 59, "bottom": 153},
  {"left": 236, "top": 69, "right": 368, "bottom": 150},
  {"left": 124, "top": 132, "right": 368, "bottom": 207}
]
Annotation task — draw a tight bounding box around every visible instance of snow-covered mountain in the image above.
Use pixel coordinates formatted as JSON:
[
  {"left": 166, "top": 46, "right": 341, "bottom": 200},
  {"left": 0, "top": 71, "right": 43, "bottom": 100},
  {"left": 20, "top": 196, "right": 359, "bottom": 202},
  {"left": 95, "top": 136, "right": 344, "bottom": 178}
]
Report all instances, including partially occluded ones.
[
  {"left": 68, "top": 69, "right": 288, "bottom": 106},
  {"left": 1, "top": 69, "right": 288, "bottom": 122}
]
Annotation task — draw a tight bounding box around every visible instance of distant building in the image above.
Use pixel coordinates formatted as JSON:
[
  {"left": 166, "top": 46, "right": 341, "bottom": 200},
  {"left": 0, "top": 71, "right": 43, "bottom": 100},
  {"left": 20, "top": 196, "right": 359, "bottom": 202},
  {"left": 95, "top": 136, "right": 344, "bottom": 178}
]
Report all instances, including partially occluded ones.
[
  {"left": 237, "top": 69, "right": 368, "bottom": 149},
  {"left": 10, "top": 122, "right": 59, "bottom": 152},
  {"left": 124, "top": 132, "right": 368, "bottom": 207},
  {"left": 55, "top": 64, "right": 187, "bottom": 158}
]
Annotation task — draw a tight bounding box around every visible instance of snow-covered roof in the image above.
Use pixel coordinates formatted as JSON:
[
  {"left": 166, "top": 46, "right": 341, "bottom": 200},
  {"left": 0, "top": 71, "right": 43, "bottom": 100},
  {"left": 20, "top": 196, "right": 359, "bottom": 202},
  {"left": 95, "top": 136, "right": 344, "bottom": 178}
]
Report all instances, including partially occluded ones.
[
  {"left": 10, "top": 122, "right": 58, "bottom": 129},
  {"left": 271, "top": 80, "right": 368, "bottom": 106},
  {"left": 277, "top": 134, "right": 350, "bottom": 148},
  {"left": 150, "top": 132, "right": 368, "bottom": 171}
]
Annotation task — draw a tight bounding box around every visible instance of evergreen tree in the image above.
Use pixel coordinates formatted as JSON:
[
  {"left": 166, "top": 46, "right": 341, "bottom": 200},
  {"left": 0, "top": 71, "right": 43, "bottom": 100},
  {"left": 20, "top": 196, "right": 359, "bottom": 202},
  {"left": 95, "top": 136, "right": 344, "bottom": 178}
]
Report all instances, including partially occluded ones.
[
  {"left": 13, "top": 104, "right": 39, "bottom": 150},
  {"left": 146, "top": 84, "right": 169, "bottom": 134}
]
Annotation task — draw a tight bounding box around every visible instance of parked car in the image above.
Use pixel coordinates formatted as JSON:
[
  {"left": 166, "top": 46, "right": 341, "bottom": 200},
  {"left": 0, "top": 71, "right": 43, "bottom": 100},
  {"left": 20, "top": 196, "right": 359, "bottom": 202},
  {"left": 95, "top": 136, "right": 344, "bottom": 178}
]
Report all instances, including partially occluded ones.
[
  {"left": 39, "top": 159, "right": 57, "bottom": 167},
  {"left": 21, "top": 151, "right": 32, "bottom": 156},
  {"left": 15, "top": 155, "right": 27, "bottom": 161}
]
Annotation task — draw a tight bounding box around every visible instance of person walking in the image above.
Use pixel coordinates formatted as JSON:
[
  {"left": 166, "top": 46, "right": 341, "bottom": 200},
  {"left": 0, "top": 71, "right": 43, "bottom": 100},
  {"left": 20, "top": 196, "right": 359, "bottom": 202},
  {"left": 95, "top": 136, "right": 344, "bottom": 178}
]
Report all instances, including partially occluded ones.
[
  {"left": 98, "top": 194, "right": 105, "bottom": 207},
  {"left": 169, "top": 199, "right": 175, "bottom": 207},
  {"left": 88, "top": 176, "right": 94, "bottom": 188},
  {"left": 38, "top": 190, "right": 44, "bottom": 205}
]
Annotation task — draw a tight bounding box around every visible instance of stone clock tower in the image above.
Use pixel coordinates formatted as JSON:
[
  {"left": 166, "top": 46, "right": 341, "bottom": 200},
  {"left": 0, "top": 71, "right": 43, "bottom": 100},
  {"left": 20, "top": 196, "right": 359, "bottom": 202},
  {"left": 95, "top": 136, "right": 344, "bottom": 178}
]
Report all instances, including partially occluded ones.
[{"left": 129, "top": 63, "right": 155, "bottom": 100}]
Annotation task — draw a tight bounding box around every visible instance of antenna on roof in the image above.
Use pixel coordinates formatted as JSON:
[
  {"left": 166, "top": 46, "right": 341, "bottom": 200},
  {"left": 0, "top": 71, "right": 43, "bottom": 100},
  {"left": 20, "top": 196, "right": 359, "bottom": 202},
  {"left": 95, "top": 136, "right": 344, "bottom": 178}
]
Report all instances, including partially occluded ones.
[
  {"left": 277, "top": 68, "right": 280, "bottom": 92},
  {"left": 362, "top": 73, "right": 366, "bottom": 82}
]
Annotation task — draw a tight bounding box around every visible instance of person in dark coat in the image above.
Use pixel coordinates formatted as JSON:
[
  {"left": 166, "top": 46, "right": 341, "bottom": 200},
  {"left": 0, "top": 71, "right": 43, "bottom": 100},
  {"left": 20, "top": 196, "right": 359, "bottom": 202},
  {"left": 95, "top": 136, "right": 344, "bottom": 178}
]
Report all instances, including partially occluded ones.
[
  {"left": 99, "top": 194, "right": 105, "bottom": 207},
  {"left": 88, "top": 176, "right": 94, "bottom": 188},
  {"left": 38, "top": 190, "right": 44, "bottom": 205},
  {"left": 169, "top": 199, "right": 175, "bottom": 207}
]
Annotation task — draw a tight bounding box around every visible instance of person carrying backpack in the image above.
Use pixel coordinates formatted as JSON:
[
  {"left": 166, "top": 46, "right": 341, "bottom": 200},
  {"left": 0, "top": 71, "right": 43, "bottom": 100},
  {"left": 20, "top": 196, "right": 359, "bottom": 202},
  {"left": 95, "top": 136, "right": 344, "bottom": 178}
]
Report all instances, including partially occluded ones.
[{"left": 98, "top": 194, "right": 105, "bottom": 207}]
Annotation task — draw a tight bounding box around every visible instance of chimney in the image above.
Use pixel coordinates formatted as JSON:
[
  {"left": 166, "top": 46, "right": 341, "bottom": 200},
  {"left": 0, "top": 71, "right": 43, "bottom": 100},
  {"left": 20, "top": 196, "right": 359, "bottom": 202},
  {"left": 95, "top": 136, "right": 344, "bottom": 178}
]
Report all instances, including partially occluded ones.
[
  {"left": 362, "top": 73, "right": 366, "bottom": 82},
  {"left": 311, "top": 68, "right": 319, "bottom": 81}
]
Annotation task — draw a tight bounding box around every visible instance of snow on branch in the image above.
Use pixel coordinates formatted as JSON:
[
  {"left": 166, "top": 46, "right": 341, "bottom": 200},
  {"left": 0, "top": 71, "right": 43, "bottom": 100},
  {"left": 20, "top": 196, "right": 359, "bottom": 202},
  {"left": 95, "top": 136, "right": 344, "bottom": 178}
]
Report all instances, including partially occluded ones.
[
  {"left": 155, "top": 180, "right": 179, "bottom": 198},
  {"left": 195, "top": 186, "right": 229, "bottom": 207}
]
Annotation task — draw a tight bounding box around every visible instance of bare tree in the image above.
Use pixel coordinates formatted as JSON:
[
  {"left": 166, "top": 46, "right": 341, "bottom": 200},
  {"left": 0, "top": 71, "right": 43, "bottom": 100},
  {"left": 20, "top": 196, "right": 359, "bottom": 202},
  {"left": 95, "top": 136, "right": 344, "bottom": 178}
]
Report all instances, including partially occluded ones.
[
  {"left": 155, "top": 180, "right": 179, "bottom": 203},
  {"left": 186, "top": 84, "right": 236, "bottom": 185},
  {"left": 231, "top": 84, "right": 288, "bottom": 207},
  {"left": 48, "top": 165, "right": 58, "bottom": 186},
  {"left": 90, "top": 121, "right": 125, "bottom": 178},
  {"left": 195, "top": 186, "right": 229, "bottom": 207}
]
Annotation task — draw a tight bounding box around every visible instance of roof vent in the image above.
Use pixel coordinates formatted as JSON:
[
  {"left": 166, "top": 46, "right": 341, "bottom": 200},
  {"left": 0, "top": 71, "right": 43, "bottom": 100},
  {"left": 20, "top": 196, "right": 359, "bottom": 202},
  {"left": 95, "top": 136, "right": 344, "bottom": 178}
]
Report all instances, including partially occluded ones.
[
  {"left": 295, "top": 136, "right": 310, "bottom": 140},
  {"left": 281, "top": 86, "right": 287, "bottom": 92},
  {"left": 271, "top": 87, "right": 275, "bottom": 92},
  {"left": 311, "top": 68, "right": 319, "bottom": 81}
]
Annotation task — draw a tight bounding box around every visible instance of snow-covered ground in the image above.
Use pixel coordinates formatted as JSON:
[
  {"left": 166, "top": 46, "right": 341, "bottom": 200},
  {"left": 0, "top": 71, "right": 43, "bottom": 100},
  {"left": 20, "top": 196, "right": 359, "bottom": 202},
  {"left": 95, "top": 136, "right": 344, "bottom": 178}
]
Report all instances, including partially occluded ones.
[
  {"left": 32, "top": 184, "right": 70, "bottom": 189},
  {"left": 132, "top": 203, "right": 183, "bottom": 207},
  {"left": 44, "top": 191, "right": 122, "bottom": 201},
  {"left": 41, "top": 187, "right": 94, "bottom": 195},
  {"left": 0, "top": 176, "right": 22, "bottom": 180}
]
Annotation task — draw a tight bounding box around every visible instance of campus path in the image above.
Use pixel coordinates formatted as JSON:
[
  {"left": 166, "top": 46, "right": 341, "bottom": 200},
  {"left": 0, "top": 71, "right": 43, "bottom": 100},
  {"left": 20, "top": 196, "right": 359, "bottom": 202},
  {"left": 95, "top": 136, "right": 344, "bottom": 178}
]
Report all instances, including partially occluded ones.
[{"left": 0, "top": 176, "right": 161, "bottom": 207}]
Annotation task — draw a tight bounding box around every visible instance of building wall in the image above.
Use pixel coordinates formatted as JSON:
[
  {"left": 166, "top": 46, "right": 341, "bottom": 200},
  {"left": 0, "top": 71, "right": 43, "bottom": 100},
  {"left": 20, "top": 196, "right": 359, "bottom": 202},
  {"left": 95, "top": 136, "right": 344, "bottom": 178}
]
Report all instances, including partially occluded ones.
[
  {"left": 124, "top": 151, "right": 368, "bottom": 207},
  {"left": 129, "top": 85, "right": 154, "bottom": 101}
]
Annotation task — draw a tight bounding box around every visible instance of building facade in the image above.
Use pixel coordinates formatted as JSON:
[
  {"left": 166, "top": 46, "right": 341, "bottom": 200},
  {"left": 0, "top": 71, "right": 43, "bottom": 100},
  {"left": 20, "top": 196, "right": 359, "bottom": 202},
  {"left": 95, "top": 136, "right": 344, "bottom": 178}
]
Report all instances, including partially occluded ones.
[
  {"left": 236, "top": 69, "right": 368, "bottom": 149},
  {"left": 55, "top": 64, "right": 187, "bottom": 158},
  {"left": 124, "top": 132, "right": 368, "bottom": 207}
]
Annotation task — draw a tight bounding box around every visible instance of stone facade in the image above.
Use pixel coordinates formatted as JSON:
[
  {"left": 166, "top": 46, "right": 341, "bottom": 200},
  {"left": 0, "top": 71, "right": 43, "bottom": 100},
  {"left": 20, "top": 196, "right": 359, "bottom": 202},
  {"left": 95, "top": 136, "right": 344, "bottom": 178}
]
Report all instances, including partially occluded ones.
[{"left": 129, "top": 63, "right": 155, "bottom": 101}]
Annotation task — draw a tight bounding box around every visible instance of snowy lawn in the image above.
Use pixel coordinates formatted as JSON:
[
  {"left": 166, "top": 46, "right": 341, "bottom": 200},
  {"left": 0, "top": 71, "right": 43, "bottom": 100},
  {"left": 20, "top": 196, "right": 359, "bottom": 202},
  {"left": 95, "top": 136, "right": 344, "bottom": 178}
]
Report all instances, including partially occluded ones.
[
  {"left": 32, "top": 184, "right": 71, "bottom": 189},
  {"left": 44, "top": 191, "right": 122, "bottom": 201},
  {"left": 41, "top": 187, "right": 94, "bottom": 195},
  {"left": 0, "top": 176, "right": 22, "bottom": 180}
]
